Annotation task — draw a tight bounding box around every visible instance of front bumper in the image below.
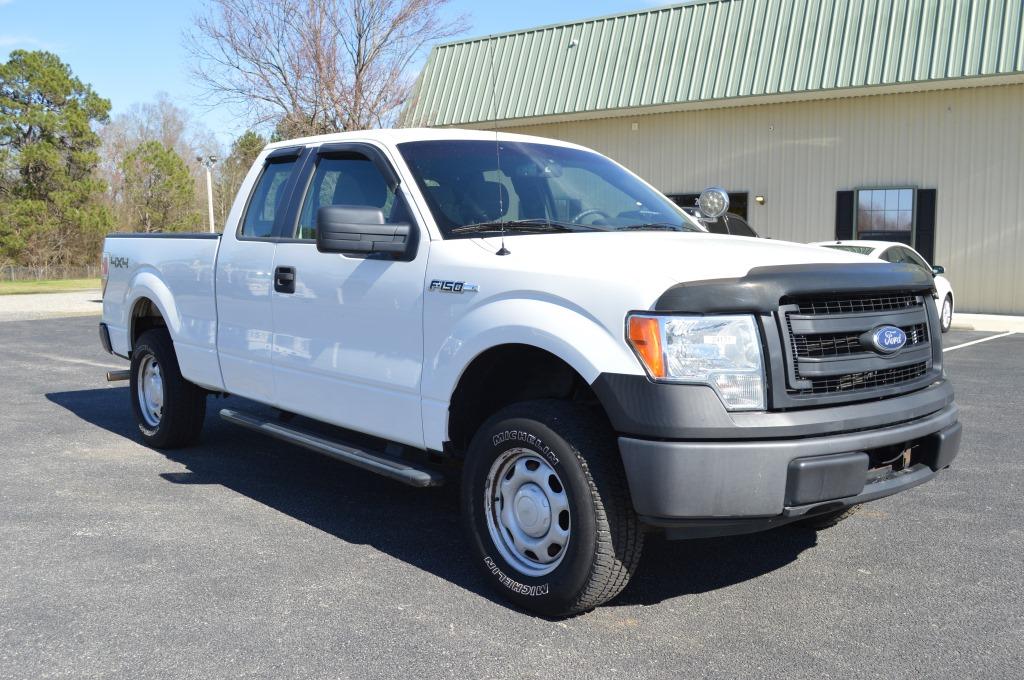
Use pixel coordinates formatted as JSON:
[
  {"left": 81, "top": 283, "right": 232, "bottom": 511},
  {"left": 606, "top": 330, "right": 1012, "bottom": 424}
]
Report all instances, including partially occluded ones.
[{"left": 619, "top": 401, "right": 961, "bottom": 539}]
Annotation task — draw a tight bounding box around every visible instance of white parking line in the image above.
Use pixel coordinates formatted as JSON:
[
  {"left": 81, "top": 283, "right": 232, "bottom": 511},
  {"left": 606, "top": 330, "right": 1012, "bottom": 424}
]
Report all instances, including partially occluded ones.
[
  {"left": 19, "top": 351, "right": 124, "bottom": 370},
  {"left": 943, "top": 331, "right": 1016, "bottom": 353}
]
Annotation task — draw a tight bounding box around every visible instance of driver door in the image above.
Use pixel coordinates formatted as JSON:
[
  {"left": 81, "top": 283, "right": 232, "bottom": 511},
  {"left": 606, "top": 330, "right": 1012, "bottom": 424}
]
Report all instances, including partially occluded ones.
[{"left": 270, "top": 143, "right": 428, "bottom": 448}]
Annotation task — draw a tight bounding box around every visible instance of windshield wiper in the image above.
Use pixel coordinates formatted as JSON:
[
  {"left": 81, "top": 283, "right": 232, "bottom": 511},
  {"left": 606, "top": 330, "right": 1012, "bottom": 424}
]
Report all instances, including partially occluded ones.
[
  {"left": 619, "top": 222, "right": 702, "bottom": 233},
  {"left": 451, "top": 219, "right": 606, "bottom": 235}
]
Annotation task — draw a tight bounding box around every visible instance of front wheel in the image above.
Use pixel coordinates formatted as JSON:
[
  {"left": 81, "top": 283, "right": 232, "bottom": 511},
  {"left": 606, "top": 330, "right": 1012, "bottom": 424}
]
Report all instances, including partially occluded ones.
[
  {"left": 130, "top": 328, "right": 207, "bottom": 448},
  {"left": 461, "top": 400, "right": 643, "bottom": 617},
  {"left": 940, "top": 295, "right": 953, "bottom": 333}
]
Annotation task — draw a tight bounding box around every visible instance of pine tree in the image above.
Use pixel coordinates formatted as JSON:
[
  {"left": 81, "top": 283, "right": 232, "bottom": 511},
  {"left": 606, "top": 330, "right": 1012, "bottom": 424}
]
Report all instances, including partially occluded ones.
[
  {"left": 121, "top": 141, "right": 199, "bottom": 232},
  {"left": 0, "top": 50, "right": 112, "bottom": 267}
]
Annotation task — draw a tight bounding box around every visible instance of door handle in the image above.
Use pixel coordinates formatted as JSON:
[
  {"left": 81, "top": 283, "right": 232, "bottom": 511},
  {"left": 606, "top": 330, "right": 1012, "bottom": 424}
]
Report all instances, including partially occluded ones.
[{"left": 274, "top": 266, "right": 296, "bottom": 294}]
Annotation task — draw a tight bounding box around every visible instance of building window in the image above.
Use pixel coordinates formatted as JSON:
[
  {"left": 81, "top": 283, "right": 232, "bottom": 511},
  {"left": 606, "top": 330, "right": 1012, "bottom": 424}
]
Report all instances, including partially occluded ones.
[
  {"left": 668, "top": 192, "right": 748, "bottom": 219},
  {"left": 856, "top": 188, "right": 914, "bottom": 245},
  {"left": 666, "top": 192, "right": 757, "bottom": 237}
]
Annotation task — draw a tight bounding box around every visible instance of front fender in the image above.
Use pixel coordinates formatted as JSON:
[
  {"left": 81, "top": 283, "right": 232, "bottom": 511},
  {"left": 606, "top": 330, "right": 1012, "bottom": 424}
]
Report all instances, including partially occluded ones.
[{"left": 420, "top": 297, "right": 644, "bottom": 449}]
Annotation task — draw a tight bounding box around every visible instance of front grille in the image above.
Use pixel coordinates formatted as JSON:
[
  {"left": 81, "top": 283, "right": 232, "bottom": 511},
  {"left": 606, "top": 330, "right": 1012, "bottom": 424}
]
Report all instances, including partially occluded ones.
[
  {"left": 792, "top": 322, "right": 929, "bottom": 359},
  {"left": 792, "top": 293, "right": 919, "bottom": 315},
  {"left": 779, "top": 291, "right": 935, "bottom": 405},
  {"left": 904, "top": 322, "right": 929, "bottom": 345},
  {"left": 791, "top": 362, "right": 929, "bottom": 395}
]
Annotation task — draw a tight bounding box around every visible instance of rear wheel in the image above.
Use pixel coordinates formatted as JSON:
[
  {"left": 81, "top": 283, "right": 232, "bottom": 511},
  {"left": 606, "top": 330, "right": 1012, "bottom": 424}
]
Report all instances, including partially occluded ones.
[
  {"left": 461, "top": 400, "right": 643, "bottom": 617},
  {"left": 940, "top": 295, "right": 953, "bottom": 333},
  {"left": 130, "top": 328, "right": 206, "bottom": 448}
]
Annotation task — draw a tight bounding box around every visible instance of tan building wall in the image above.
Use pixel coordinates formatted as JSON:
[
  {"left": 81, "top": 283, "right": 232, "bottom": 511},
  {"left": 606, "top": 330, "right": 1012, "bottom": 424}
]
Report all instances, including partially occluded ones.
[{"left": 501, "top": 84, "right": 1024, "bottom": 315}]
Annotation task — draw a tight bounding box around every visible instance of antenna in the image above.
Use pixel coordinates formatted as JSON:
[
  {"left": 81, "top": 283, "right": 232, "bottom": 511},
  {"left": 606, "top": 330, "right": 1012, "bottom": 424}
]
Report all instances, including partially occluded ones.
[{"left": 486, "top": 38, "right": 510, "bottom": 256}]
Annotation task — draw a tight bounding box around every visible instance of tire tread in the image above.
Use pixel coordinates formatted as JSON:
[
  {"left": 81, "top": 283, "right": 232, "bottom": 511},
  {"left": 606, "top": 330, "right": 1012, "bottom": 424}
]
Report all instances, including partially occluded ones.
[
  {"left": 131, "top": 328, "right": 206, "bottom": 448},
  {"left": 505, "top": 400, "right": 643, "bottom": 615}
]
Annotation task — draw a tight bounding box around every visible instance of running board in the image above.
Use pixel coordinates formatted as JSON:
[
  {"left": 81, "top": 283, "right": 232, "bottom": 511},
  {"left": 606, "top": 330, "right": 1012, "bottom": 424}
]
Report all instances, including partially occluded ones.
[{"left": 219, "top": 409, "right": 444, "bottom": 488}]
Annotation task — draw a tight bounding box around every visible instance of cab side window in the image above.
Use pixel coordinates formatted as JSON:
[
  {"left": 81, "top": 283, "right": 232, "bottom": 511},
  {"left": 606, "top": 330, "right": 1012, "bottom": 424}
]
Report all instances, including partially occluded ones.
[
  {"left": 881, "top": 247, "right": 903, "bottom": 264},
  {"left": 240, "top": 158, "right": 298, "bottom": 238},
  {"left": 900, "top": 247, "right": 931, "bottom": 271},
  {"left": 294, "top": 154, "right": 409, "bottom": 240}
]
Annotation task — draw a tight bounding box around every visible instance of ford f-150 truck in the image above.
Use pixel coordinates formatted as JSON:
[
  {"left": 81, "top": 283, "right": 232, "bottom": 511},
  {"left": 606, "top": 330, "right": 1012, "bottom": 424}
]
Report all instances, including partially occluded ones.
[{"left": 99, "top": 128, "right": 961, "bottom": 616}]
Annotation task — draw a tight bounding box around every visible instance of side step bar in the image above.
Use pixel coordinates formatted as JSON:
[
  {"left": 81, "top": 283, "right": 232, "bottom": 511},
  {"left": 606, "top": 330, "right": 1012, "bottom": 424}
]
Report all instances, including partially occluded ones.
[
  {"left": 106, "top": 369, "right": 131, "bottom": 382},
  {"left": 219, "top": 409, "right": 444, "bottom": 488}
]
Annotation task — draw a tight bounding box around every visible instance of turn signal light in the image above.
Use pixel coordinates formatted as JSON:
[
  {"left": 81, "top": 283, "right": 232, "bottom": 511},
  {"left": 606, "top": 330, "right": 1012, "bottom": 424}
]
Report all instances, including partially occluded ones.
[{"left": 627, "top": 316, "right": 664, "bottom": 378}]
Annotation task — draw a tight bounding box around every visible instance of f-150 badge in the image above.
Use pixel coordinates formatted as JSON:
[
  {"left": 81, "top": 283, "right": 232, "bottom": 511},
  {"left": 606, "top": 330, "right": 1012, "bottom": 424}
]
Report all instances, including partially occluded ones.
[{"left": 429, "top": 280, "right": 478, "bottom": 293}]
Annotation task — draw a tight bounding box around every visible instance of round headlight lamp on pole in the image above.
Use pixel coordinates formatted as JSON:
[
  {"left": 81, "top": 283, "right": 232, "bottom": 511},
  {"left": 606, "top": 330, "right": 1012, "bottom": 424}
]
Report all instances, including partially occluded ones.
[{"left": 697, "top": 186, "right": 730, "bottom": 219}]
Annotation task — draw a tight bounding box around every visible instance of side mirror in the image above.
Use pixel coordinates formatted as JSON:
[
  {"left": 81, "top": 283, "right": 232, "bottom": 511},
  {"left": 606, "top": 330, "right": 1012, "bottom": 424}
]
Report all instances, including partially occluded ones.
[
  {"left": 931, "top": 265, "right": 945, "bottom": 276},
  {"left": 316, "top": 205, "right": 411, "bottom": 257},
  {"left": 697, "top": 186, "right": 730, "bottom": 219}
]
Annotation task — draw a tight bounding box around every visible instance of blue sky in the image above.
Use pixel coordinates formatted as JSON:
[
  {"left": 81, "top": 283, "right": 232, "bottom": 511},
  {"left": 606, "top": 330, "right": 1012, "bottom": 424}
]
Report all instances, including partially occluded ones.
[{"left": 2, "top": 0, "right": 663, "bottom": 145}]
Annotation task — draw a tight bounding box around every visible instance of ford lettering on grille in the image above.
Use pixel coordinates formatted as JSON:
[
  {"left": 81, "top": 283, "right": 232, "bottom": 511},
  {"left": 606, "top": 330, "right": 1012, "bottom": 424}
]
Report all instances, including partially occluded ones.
[{"left": 870, "top": 326, "right": 908, "bottom": 354}]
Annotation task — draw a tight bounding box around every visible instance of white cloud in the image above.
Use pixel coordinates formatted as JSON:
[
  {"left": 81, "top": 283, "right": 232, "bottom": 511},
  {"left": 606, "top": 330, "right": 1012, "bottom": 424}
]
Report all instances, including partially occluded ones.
[{"left": 0, "top": 35, "right": 42, "bottom": 48}]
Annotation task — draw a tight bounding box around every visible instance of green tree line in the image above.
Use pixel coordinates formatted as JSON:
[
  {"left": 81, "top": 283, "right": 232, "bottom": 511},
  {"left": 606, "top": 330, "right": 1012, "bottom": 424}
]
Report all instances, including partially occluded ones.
[{"left": 1, "top": 50, "right": 265, "bottom": 268}]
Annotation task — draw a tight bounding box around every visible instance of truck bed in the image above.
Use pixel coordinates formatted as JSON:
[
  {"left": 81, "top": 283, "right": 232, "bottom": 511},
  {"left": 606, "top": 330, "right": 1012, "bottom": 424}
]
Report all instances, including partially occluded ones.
[{"left": 101, "top": 233, "right": 223, "bottom": 391}]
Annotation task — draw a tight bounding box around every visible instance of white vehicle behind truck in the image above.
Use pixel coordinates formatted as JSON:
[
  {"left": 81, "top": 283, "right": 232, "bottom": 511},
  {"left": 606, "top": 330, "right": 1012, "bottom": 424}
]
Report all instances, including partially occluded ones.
[
  {"left": 99, "top": 129, "right": 961, "bottom": 616},
  {"left": 812, "top": 240, "right": 956, "bottom": 332}
]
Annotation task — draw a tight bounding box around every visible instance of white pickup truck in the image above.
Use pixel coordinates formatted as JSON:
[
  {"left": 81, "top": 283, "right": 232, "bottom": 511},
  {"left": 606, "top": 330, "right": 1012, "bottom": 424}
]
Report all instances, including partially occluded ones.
[{"left": 99, "top": 128, "right": 961, "bottom": 616}]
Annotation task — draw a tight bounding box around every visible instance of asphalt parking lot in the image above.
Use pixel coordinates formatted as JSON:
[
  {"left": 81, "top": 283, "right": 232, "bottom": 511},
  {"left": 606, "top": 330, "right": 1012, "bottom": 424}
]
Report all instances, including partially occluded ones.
[{"left": 1, "top": 314, "right": 1021, "bottom": 679}]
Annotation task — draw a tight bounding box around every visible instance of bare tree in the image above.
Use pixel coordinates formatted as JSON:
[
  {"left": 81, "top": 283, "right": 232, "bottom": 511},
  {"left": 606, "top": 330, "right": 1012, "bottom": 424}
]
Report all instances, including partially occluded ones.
[
  {"left": 186, "top": 0, "right": 466, "bottom": 136},
  {"left": 99, "top": 93, "right": 221, "bottom": 231}
]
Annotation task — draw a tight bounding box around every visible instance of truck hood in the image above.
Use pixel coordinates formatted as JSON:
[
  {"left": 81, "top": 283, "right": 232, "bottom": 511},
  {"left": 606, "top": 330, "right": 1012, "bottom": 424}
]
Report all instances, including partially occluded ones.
[{"left": 473, "top": 230, "right": 873, "bottom": 285}]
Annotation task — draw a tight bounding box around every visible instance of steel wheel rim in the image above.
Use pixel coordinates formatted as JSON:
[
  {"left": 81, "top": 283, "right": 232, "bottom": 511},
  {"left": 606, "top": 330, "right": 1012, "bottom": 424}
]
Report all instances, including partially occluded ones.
[
  {"left": 942, "top": 299, "right": 952, "bottom": 328},
  {"left": 484, "top": 447, "right": 571, "bottom": 577},
  {"left": 137, "top": 354, "right": 164, "bottom": 428}
]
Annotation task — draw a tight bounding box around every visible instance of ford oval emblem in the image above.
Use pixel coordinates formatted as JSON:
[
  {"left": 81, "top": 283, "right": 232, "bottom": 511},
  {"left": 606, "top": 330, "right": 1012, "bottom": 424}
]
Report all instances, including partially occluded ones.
[{"left": 871, "top": 325, "right": 908, "bottom": 354}]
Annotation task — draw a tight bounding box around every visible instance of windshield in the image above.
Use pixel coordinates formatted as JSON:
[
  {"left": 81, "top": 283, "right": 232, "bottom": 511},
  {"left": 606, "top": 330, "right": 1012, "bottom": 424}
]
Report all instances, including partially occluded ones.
[
  {"left": 397, "top": 140, "right": 703, "bottom": 238},
  {"left": 822, "top": 244, "right": 876, "bottom": 255}
]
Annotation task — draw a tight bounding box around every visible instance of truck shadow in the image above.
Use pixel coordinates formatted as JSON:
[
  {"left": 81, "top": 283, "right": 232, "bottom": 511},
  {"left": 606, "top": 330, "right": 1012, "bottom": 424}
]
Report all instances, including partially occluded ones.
[{"left": 47, "top": 387, "right": 816, "bottom": 612}]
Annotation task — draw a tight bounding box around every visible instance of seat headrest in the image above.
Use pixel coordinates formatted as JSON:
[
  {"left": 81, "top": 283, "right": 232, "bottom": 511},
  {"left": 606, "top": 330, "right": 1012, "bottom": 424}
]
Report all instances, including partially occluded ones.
[
  {"left": 461, "top": 179, "right": 510, "bottom": 223},
  {"left": 332, "top": 161, "right": 388, "bottom": 208}
]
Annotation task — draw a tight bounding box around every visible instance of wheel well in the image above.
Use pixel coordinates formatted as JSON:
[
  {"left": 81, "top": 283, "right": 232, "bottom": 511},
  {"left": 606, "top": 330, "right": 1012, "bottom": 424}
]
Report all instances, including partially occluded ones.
[
  {"left": 130, "top": 298, "right": 166, "bottom": 351},
  {"left": 446, "top": 344, "right": 602, "bottom": 454}
]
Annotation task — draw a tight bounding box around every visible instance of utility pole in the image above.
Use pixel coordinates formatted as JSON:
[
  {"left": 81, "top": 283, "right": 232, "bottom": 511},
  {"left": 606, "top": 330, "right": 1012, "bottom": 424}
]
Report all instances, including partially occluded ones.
[{"left": 197, "top": 155, "right": 218, "bottom": 233}]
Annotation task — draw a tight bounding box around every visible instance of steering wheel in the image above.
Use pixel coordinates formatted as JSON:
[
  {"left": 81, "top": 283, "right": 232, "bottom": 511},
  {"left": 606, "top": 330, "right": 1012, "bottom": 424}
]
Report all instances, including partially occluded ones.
[{"left": 571, "top": 208, "right": 611, "bottom": 224}]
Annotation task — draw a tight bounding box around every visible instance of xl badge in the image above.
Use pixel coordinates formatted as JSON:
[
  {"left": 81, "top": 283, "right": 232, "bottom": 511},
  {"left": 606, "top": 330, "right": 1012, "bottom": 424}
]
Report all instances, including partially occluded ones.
[{"left": 869, "top": 325, "right": 907, "bottom": 354}]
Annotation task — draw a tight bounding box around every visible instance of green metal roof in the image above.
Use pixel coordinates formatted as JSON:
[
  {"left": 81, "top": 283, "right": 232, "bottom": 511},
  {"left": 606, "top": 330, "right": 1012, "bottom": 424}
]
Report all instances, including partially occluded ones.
[{"left": 401, "top": 0, "right": 1024, "bottom": 127}]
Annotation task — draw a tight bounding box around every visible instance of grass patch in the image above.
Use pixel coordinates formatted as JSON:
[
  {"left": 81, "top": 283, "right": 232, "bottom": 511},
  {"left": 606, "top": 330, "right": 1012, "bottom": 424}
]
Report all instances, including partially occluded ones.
[{"left": 0, "top": 278, "right": 101, "bottom": 295}]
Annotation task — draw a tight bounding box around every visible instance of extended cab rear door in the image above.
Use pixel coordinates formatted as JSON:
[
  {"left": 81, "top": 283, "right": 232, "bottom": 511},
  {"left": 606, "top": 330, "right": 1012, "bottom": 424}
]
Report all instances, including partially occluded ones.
[
  {"left": 215, "top": 146, "right": 304, "bottom": 404},
  {"left": 269, "top": 142, "right": 429, "bottom": 448}
]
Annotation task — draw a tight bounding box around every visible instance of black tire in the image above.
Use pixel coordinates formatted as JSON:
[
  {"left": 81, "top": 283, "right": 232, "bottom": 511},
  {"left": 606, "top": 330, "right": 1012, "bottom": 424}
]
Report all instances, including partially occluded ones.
[
  {"left": 130, "top": 328, "right": 206, "bottom": 449},
  {"left": 461, "top": 400, "right": 643, "bottom": 617},
  {"left": 940, "top": 295, "right": 953, "bottom": 333},
  {"left": 792, "top": 505, "right": 859, "bottom": 530}
]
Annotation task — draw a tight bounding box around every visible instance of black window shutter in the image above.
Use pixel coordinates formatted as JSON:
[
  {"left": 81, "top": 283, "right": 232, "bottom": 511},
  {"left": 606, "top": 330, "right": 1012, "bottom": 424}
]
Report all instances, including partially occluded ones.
[
  {"left": 915, "top": 189, "right": 937, "bottom": 264},
  {"left": 836, "top": 191, "right": 854, "bottom": 240}
]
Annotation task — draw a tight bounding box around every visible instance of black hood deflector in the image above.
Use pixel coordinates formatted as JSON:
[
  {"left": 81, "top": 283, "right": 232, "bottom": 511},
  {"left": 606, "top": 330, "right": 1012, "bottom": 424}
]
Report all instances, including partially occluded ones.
[{"left": 655, "top": 262, "right": 935, "bottom": 313}]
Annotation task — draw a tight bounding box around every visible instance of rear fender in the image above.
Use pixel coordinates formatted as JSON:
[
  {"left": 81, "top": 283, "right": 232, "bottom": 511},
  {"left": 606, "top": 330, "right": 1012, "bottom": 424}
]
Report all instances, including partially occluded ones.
[{"left": 125, "top": 269, "right": 182, "bottom": 346}]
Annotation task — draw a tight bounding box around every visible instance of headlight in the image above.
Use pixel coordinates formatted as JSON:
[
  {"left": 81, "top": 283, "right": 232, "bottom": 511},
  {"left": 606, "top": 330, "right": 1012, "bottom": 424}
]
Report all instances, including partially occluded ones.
[{"left": 627, "top": 314, "right": 766, "bottom": 410}]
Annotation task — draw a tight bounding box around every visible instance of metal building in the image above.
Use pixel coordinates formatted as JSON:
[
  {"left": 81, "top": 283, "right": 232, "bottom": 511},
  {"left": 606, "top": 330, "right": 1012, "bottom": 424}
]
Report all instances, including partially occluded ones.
[{"left": 403, "top": 0, "right": 1024, "bottom": 314}]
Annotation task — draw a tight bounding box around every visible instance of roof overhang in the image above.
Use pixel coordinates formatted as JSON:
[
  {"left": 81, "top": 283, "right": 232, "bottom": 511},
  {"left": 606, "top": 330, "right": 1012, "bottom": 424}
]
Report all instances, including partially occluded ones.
[{"left": 446, "top": 73, "right": 1024, "bottom": 130}]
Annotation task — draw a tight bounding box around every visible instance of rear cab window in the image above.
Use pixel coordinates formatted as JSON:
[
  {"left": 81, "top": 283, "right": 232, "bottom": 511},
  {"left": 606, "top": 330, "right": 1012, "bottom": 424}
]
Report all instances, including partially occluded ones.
[{"left": 240, "top": 154, "right": 300, "bottom": 238}]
